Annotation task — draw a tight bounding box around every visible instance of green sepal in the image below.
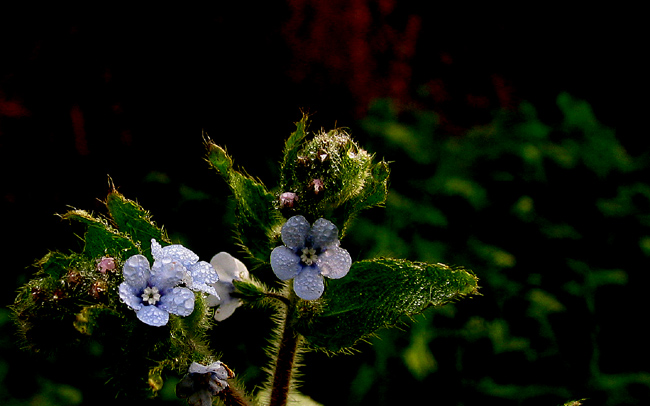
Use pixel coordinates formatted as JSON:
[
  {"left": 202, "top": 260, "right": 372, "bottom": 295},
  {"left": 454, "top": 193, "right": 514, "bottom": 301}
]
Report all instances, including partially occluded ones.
[
  {"left": 205, "top": 141, "right": 284, "bottom": 266},
  {"left": 295, "top": 258, "right": 479, "bottom": 352},
  {"left": 232, "top": 278, "right": 268, "bottom": 302}
]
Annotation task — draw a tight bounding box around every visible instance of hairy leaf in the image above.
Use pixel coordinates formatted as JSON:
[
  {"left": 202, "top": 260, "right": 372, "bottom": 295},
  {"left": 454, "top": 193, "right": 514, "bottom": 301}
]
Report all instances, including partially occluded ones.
[
  {"left": 206, "top": 141, "right": 284, "bottom": 266},
  {"left": 105, "top": 190, "right": 167, "bottom": 259},
  {"left": 280, "top": 114, "right": 309, "bottom": 191},
  {"left": 295, "top": 258, "right": 479, "bottom": 352},
  {"left": 61, "top": 209, "right": 138, "bottom": 260}
]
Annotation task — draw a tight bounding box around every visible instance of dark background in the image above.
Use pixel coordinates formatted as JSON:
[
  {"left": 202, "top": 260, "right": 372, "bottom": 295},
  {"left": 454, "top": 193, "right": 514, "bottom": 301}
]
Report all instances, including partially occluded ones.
[{"left": 1, "top": 4, "right": 625, "bottom": 406}]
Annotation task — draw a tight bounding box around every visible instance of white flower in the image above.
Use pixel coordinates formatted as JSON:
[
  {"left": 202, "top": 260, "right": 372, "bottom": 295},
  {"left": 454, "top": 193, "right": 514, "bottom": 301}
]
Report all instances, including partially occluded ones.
[{"left": 206, "top": 252, "right": 249, "bottom": 321}]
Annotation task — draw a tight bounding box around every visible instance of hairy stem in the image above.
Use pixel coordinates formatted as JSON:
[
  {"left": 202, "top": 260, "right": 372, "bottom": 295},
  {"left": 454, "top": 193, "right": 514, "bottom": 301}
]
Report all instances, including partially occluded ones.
[
  {"left": 218, "top": 385, "right": 254, "bottom": 406},
  {"left": 269, "top": 291, "right": 301, "bottom": 406}
]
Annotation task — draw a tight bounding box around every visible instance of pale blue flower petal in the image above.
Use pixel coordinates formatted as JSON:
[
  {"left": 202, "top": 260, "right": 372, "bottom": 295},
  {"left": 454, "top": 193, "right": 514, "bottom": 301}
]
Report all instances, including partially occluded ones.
[
  {"left": 210, "top": 362, "right": 231, "bottom": 381},
  {"left": 189, "top": 261, "right": 219, "bottom": 285},
  {"left": 122, "top": 255, "right": 150, "bottom": 290},
  {"left": 270, "top": 246, "right": 302, "bottom": 280},
  {"left": 280, "top": 215, "right": 311, "bottom": 250},
  {"left": 293, "top": 266, "right": 325, "bottom": 300},
  {"left": 118, "top": 281, "right": 143, "bottom": 311},
  {"left": 136, "top": 305, "right": 170, "bottom": 327},
  {"left": 316, "top": 246, "right": 352, "bottom": 279},
  {"left": 161, "top": 244, "right": 199, "bottom": 268},
  {"left": 310, "top": 218, "right": 340, "bottom": 250},
  {"left": 151, "top": 261, "right": 187, "bottom": 291},
  {"left": 150, "top": 238, "right": 199, "bottom": 271},
  {"left": 160, "top": 286, "right": 195, "bottom": 316},
  {"left": 150, "top": 239, "right": 163, "bottom": 260},
  {"left": 188, "top": 362, "right": 207, "bottom": 374},
  {"left": 187, "top": 361, "right": 231, "bottom": 380},
  {"left": 192, "top": 282, "right": 219, "bottom": 297},
  {"left": 186, "top": 261, "right": 219, "bottom": 296}
]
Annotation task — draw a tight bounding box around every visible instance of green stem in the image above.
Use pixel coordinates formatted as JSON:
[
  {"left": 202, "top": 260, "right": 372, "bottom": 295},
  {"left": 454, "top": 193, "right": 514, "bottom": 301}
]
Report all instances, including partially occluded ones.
[
  {"left": 265, "top": 292, "right": 291, "bottom": 307},
  {"left": 269, "top": 291, "right": 301, "bottom": 406}
]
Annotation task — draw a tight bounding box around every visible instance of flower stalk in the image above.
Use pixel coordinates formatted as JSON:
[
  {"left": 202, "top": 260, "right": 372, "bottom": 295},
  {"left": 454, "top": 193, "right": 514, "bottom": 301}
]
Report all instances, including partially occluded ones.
[
  {"left": 217, "top": 386, "right": 254, "bottom": 406},
  {"left": 269, "top": 290, "right": 301, "bottom": 406}
]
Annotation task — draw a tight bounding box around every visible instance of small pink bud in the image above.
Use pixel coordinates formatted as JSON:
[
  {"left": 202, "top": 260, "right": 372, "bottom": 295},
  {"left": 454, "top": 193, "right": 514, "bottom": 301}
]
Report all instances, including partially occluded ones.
[
  {"left": 279, "top": 192, "right": 297, "bottom": 209},
  {"left": 97, "top": 257, "right": 116, "bottom": 274},
  {"left": 310, "top": 179, "right": 324, "bottom": 195}
]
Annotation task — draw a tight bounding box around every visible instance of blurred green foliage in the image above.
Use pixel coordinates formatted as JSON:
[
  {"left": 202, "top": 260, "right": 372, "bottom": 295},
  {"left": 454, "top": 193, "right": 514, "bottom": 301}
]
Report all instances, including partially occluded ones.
[{"left": 298, "top": 93, "right": 644, "bottom": 405}]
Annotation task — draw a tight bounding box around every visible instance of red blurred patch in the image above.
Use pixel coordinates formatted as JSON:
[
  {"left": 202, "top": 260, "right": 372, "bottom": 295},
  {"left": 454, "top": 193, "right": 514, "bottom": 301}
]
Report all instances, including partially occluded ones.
[
  {"left": 427, "top": 78, "right": 449, "bottom": 103},
  {"left": 440, "top": 52, "right": 453, "bottom": 65},
  {"left": 0, "top": 96, "right": 30, "bottom": 118},
  {"left": 282, "top": 0, "right": 421, "bottom": 117},
  {"left": 492, "top": 74, "right": 516, "bottom": 110},
  {"left": 70, "top": 104, "right": 89, "bottom": 156},
  {"left": 466, "top": 94, "right": 490, "bottom": 109}
]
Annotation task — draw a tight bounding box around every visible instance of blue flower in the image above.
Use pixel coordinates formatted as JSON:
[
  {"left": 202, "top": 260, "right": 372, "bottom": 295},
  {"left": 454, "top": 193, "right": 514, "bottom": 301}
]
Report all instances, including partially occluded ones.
[
  {"left": 118, "top": 254, "right": 195, "bottom": 326},
  {"left": 270, "top": 215, "right": 352, "bottom": 300},
  {"left": 151, "top": 239, "right": 219, "bottom": 297},
  {"left": 176, "top": 361, "right": 234, "bottom": 406},
  {"left": 206, "top": 252, "right": 250, "bottom": 321}
]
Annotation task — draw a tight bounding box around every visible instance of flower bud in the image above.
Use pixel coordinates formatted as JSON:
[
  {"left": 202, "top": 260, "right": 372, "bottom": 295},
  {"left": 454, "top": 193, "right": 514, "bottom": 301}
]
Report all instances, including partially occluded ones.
[
  {"left": 97, "top": 257, "right": 116, "bottom": 274},
  {"left": 310, "top": 179, "right": 324, "bottom": 196},
  {"left": 279, "top": 192, "right": 297, "bottom": 209}
]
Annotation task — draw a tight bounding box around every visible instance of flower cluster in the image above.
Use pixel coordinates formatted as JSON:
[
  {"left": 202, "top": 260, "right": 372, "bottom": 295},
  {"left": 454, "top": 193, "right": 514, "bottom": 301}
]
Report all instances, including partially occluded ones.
[
  {"left": 270, "top": 215, "right": 351, "bottom": 300},
  {"left": 176, "top": 361, "right": 234, "bottom": 406},
  {"left": 119, "top": 239, "right": 219, "bottom": 326}
]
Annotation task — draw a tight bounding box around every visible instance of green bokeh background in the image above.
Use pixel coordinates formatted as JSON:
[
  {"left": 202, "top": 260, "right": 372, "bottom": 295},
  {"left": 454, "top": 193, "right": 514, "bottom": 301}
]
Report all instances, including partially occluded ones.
[{"left": 1, "top": 5, "right": 632, "bottom": 406}]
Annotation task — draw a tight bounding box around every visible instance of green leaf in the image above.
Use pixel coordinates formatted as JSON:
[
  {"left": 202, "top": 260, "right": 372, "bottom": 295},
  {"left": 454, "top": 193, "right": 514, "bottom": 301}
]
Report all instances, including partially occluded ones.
[
  {"left": 295, "top": 258, "right": 479, "bottom": 352},
  {"left": 206, "top": 141, "right": 284, "bottom": 266},
  {"left": 280, "top": 114, "right": 309, "bottom": 191},
  {"left": 205, "top": 141, "right": 234, "bottom": 177},
  {"left": 61, "top": 209, "right": 138, "bottom": 260},
  {"left": 105, "top": 190, "right": 168, "bottom": 259}
]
